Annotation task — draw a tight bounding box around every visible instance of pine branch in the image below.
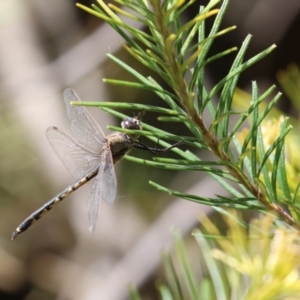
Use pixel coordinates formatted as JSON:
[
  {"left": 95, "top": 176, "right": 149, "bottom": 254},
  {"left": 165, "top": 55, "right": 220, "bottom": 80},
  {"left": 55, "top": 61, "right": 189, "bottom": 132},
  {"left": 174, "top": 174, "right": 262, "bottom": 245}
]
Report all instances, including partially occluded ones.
[{"left": 76, "top": 0, "right": 299, "bottom": 229}]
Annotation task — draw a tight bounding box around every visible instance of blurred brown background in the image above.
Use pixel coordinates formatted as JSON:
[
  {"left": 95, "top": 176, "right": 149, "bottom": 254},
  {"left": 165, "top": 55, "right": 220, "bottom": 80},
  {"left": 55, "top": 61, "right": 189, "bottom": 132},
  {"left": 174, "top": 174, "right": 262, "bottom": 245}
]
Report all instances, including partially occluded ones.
[{"left": 1, "top": 0, "right": 300, "bottom": 299}]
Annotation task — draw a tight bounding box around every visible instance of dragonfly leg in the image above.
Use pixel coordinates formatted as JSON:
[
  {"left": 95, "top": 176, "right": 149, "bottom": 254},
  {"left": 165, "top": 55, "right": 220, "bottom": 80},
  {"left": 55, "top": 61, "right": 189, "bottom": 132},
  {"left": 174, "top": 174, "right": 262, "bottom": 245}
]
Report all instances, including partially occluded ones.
[{"left": 134, "top": 140, "right": 183, "bottom": 154}]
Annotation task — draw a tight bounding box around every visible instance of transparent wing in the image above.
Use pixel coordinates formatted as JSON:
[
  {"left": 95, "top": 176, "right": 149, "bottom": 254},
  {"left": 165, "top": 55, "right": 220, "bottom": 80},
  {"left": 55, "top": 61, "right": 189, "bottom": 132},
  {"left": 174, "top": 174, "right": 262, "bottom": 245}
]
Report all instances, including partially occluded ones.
[
  {"left": 63, "top": 88, "right": 106, "bottom": 150},
  {"left": 85, "top": 145, "right": 117, "bottom": 233},
  {"left": 47, "top": 126, "right": 103, "bottom": 180}
]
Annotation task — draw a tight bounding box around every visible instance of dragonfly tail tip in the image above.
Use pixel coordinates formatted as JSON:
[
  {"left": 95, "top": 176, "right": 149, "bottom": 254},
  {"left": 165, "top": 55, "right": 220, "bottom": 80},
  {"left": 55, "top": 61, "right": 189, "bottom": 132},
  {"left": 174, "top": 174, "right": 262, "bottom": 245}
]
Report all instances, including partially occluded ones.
[{"left": 11, "top": 230, "right": 19, "bottom": 241}]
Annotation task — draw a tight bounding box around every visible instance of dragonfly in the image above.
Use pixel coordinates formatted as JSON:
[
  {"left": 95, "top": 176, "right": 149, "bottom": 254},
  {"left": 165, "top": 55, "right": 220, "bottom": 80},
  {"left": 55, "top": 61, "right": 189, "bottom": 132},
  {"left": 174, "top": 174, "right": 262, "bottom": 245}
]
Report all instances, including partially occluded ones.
[{"left": 11, "top": 88, "right": 181, "bottom": 240}]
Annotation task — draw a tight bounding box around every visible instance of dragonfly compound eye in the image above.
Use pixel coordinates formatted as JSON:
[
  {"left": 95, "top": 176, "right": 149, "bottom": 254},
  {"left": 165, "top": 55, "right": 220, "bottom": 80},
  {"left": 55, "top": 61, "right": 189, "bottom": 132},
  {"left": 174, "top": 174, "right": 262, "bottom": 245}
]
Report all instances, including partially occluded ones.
[{"left": 121, "top": 118, "right": 141, "bottom": 130}]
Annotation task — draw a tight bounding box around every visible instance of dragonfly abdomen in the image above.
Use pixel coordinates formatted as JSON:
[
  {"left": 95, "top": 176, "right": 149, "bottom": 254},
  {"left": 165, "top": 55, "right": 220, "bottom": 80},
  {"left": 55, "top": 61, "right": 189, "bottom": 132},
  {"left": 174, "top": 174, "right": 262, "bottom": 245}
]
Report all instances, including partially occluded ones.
[{"left": 11, "top": 168, "right": 99, "bottom": 240}]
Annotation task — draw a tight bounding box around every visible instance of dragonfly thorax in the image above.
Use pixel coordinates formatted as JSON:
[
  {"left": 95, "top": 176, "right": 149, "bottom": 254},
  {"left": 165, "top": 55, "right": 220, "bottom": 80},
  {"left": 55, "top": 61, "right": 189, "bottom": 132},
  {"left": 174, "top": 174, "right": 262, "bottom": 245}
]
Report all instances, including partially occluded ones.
[
  {"left": 108, "top": 132, "right": 135, "bottom": 163},
  {"left": 109, "top": 115, "right": 143, "bottom": 164}
]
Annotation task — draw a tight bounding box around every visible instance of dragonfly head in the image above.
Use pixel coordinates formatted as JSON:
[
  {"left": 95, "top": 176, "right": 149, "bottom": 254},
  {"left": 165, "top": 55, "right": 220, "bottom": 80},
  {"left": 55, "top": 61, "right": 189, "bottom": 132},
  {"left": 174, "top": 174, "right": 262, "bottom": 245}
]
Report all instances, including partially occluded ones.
[{"left": 121, "top": 112, "right": 144, "bottom": 141}]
